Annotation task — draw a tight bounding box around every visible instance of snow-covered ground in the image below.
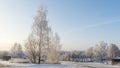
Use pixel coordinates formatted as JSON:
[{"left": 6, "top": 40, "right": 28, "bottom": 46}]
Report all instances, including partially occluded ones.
[{"left": 0, "top": 61, "right": 120, "bottom": 68}]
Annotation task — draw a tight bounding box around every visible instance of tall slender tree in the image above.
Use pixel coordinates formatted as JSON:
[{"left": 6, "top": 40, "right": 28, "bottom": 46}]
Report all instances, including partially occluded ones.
[
  {"left": 32, "top": 6, "right": 49, "bottom": 63},
  {"left": 25, "top": 5, "right": 61, "bottom": 64}
]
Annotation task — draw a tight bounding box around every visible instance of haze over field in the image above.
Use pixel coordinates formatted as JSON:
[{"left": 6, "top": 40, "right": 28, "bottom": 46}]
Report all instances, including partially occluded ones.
[{"left": 0, "top": 0, "right": 120, "bottom": 51}]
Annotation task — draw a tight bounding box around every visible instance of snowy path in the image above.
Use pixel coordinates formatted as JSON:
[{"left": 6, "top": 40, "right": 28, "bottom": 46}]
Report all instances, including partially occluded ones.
[{"left": 0, "top": 61, "right": 120, "bottom": 68}]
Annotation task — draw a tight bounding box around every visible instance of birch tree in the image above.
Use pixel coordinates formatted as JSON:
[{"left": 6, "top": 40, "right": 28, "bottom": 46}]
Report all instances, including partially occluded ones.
[
  {"left": 25, "top": 5, "right": 61, "bottom": 64},
  {"left": 32, "top": 6, "right": 49, "bottom": 64}
]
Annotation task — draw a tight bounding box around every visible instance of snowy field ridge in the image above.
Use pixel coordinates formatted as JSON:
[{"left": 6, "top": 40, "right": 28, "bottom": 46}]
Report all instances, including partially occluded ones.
[{"left": 0, "top": 61, "right": 120, "bottom": 68}]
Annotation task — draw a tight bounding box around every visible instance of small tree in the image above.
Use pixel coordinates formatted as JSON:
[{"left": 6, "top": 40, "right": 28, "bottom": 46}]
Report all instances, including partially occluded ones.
[
  {"left": 85, "top": 47, "right": 93, "bottom": 60},
  {"left": 47, "top": 33, "right": 61, "bottom": 64},
  {"left": 107, "top": 43, "right": 120, "bottom": 59},
  {"left": 11, "top": 43, "right": 23, "bottom": 58},
  {"left": 93, "top": 41, "right": 107, "bottom": 61}
]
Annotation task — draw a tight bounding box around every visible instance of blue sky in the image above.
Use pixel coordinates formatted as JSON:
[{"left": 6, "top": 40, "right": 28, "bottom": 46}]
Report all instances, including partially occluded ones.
[{"left": 0, "top": 0, "right": 120, "bottom": 51}]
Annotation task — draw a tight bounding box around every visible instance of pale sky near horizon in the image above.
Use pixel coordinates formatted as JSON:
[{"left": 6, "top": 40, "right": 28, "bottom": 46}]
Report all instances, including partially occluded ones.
[{"left": 0, "top": 0, "right": 120, "bottom": 51}]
